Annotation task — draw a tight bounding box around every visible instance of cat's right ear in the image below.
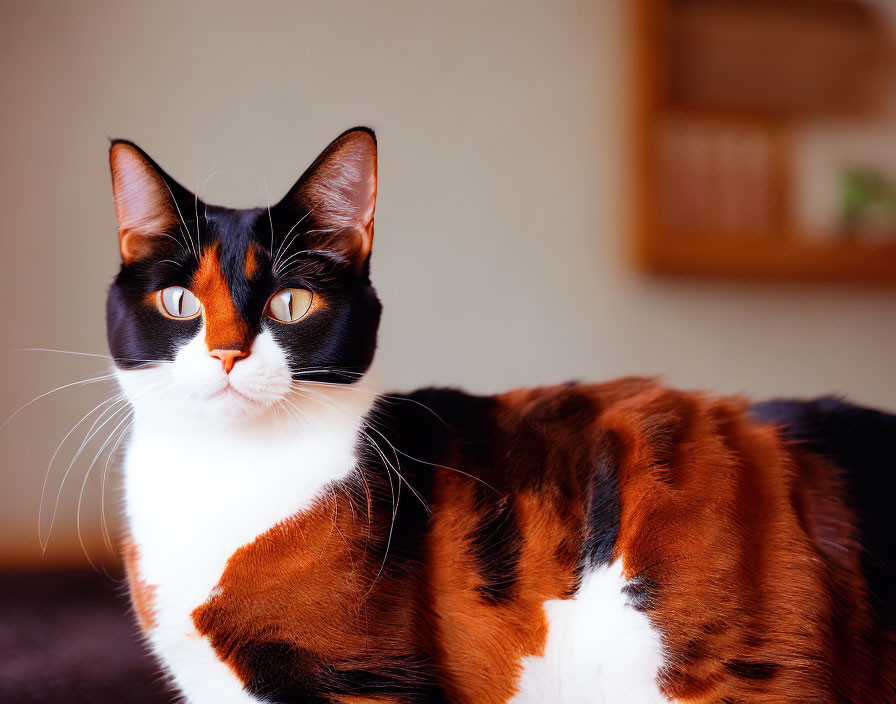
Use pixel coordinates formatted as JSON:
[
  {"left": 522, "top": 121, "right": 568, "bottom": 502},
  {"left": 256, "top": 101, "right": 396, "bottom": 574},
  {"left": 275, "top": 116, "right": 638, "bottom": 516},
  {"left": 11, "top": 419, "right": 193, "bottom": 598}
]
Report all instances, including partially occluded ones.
[{"left": 109, "top": 141, "right": 192, "bottom": 265}]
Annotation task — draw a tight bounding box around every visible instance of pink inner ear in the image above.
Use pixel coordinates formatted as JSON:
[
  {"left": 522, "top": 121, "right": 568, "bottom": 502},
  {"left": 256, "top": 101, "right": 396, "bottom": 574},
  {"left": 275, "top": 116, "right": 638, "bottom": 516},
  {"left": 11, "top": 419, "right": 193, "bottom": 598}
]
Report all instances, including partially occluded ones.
[{"left": 110, "top": 143, "right": 181, "bottom": 263}]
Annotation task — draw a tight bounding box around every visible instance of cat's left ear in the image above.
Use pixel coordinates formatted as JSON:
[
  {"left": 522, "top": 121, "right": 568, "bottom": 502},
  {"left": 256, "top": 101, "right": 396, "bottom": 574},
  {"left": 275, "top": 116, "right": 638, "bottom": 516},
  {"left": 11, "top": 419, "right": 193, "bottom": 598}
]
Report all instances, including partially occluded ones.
[{"left": 278, "top": 128, "right": 377, "bottom": 271}]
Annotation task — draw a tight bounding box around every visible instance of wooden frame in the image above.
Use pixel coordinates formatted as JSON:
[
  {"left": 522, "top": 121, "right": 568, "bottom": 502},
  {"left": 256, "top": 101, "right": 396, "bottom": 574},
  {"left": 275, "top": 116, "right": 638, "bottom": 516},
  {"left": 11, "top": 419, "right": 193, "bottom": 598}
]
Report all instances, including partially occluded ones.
[{"left": 631, "top": 0, "right": 896, "bottom": 284}]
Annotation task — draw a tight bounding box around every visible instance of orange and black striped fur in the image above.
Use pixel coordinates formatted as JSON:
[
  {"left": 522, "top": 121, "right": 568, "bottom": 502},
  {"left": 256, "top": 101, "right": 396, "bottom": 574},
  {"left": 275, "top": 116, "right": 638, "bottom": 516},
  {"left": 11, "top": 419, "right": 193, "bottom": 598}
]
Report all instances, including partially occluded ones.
[{"left": 108, "top": 129, "right": 896, "bottom": 703}]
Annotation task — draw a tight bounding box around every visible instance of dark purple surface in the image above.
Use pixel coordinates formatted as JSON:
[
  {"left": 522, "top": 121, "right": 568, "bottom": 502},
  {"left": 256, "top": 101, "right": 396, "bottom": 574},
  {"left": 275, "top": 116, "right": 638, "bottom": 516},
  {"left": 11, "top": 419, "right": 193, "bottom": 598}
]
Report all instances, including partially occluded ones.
[{"left": 0, "top": 570, "right": 172, "bottom": 703}]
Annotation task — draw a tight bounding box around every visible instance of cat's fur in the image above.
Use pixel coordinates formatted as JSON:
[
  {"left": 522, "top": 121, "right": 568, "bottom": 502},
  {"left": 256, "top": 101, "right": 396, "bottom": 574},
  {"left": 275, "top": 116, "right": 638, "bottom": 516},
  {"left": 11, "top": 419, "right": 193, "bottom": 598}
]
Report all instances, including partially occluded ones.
[{"left": 107, "top": 128, "right": 896, "bottom": 703}]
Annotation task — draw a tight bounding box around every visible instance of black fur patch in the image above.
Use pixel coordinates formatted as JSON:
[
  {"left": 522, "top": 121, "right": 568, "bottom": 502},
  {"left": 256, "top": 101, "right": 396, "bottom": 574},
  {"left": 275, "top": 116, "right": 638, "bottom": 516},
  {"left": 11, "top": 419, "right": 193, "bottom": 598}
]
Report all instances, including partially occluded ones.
[
  {"left": 364, "top": 389, "right": 517, "bottom": 602},
  {"left": 242, "top": 643, "right": 448, "bottom": 704},
  {"left": 723, "top": 659, "right": 778, "bottom": 680},
  {"left": 469, "top": 494, "right": 522, "bottom": 604},
  {"left": 583, "top": 433, "right": 621, "bottom": 567},
  {"left": 359, "top": 390, "right": 501, "bottom": 575},
  {"left": 752, "top": 398, "right": 896, "bottom": 630}
]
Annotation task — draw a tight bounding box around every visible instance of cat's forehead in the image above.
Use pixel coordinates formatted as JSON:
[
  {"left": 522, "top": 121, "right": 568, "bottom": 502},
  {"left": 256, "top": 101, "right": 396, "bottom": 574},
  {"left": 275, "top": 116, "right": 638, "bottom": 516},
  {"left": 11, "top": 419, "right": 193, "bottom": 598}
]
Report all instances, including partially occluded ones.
[{"left": 202, "top": 206, "right": 270, "bottom": 255}]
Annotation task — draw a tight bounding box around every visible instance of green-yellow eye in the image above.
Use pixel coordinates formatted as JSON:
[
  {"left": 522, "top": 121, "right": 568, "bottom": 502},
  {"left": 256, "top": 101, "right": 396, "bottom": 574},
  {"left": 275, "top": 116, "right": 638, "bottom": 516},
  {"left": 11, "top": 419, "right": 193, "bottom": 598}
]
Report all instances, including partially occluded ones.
[
  {"left": 267, "top": 288, "right": 313, "bottom": 323},
  {"left": 158, "top": 286, "right": 201, "bottom": 319}
]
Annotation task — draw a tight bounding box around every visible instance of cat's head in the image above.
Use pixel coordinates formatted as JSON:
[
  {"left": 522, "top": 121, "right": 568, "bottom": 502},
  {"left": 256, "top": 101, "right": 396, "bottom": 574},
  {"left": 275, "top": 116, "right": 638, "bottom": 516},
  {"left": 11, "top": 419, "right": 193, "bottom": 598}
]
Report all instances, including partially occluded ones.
[{"left": 106, "top": 128, "right": 381, "bottom": 424}]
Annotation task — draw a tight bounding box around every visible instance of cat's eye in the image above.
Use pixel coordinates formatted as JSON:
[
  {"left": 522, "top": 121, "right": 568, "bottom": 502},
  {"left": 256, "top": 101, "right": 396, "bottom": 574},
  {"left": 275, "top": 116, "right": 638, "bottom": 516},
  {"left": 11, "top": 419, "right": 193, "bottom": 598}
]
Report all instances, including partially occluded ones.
[
  {"left": 158, "top": 287, "right": 201, "bottom": 319},
  {"left": 267, "top": 288, "right": 313, "bottom": 323}
]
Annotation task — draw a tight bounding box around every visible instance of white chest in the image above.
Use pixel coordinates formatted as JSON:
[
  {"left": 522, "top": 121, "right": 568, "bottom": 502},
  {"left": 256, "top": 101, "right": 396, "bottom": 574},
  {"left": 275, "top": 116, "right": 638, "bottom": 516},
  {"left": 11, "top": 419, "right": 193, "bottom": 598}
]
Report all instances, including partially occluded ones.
[
  {"left": 122, "top": 389, "right": 372, "bottom": 704},
  {"left": 126, "top": 423, "right": 359, "bottom": 614}
]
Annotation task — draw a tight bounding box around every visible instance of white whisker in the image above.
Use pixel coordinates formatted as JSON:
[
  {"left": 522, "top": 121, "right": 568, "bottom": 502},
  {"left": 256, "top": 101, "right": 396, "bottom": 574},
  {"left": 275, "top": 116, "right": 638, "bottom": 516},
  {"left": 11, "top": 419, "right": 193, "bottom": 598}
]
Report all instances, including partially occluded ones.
[
  {"left": 272, "top": 209, "right": 314, "bottom": 272},
  {"left": 100, "top": 416, "right": 132, "bottom": 554},
  {"left": 77, "top": 410, "right": 134, "bottom": 568},
  {"left": 2, "top": 373, "right": 118, "bottom": 433},
  {"left": 17, "top": 348, "right": 173, "bottom": 366},
  {"left": 263, "top": 175, "right": 275, "bottom": 256},
  {"left": 38, "top": 394, "right": 127, "bottom": 552},
  {"left": 38, "top": 393, "right": 125, "bottom": 551},
  {"left": 198, "top": 166, "right": 227, "bottom": 221},
  {"left": 18, "top": 348, "right": 114, "bottom": 360},
  {"left": 160, "top": 177, "right": 200, "bottom": 261}
]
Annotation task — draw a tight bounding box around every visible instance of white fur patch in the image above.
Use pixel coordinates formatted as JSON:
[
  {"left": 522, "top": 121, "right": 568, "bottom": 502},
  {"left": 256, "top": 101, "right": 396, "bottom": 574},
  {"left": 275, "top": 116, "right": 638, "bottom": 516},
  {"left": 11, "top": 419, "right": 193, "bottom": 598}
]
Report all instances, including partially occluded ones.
[
  {"left": 118, "top": 328, "right": 378, "bottom": 704},
  {"left": 509, "top": 559, "right": 670, "bottom": 704}
]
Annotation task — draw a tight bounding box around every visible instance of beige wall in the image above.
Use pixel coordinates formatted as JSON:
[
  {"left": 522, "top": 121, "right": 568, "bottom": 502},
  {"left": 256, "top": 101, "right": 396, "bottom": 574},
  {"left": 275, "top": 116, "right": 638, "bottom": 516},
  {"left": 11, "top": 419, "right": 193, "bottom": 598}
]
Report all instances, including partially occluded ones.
[{"left": 2, "top": 0, "right": 895, "bottom": 567}]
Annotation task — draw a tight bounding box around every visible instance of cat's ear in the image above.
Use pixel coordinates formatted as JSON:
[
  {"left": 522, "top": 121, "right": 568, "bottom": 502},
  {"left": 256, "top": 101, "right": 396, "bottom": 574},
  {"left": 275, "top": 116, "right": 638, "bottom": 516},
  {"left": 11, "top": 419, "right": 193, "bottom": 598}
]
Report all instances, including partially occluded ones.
[
  {"left": 109, "top": 140, "right": 194, "bottom": 265},
  {"left": 278, "top": 128, "right": 377, "bottom": 271}
]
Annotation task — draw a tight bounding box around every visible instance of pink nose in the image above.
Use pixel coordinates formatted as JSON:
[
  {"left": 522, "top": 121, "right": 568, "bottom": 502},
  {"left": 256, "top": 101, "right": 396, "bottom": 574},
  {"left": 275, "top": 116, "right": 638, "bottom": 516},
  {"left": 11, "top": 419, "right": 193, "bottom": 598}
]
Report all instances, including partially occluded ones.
[{"left": 209, "top": 348, "right": 248, "bottom": 374}]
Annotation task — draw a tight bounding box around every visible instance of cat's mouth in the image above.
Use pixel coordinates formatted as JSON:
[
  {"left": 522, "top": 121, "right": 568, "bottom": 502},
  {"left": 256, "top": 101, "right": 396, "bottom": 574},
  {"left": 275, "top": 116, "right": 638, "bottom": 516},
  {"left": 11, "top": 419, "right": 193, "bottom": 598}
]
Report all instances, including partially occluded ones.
[{"left": 208, "top": 383, "right": 256, "bottom": 404}]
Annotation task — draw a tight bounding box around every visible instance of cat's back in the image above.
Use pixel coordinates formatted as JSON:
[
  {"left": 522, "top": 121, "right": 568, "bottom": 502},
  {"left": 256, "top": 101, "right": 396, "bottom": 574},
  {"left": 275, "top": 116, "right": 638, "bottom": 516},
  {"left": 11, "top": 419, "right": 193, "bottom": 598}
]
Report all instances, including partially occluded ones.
[{"left": 385, "top": 379, "right": 895, "bottom": 703}]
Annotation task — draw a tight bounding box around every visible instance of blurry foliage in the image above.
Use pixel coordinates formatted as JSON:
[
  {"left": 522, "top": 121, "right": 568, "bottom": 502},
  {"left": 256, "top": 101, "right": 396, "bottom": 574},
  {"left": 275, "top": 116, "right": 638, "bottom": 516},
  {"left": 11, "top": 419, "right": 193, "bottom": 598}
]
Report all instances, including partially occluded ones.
[{"left": 841, "top": 169, "right": 896, "bottom": 236}]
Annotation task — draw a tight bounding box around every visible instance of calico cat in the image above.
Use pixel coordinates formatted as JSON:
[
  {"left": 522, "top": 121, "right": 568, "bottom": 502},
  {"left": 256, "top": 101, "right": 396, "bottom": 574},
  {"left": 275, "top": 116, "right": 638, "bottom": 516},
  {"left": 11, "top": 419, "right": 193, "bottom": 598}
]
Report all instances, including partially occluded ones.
[{"left": 107, "top": 128, "right": 896, "bottom": 704}]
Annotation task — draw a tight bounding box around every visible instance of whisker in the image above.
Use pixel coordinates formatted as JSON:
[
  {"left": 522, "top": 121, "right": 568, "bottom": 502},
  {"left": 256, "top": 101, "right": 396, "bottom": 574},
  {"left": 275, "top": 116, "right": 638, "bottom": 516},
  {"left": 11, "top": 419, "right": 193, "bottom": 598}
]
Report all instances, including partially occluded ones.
[
  {"left": 100, "top": 417, "right": 132, "bottom": 554},
  {"left": 295, "top": 386, "right": 431, "bottom": 512},
  {"left": 198, "top": 166, "right": 227, "bottom": 218},
  {"left": 38, "top": 394, "right": 126, "bottom": 551},
  {"left": 37, "top": 393, "right": 126, "bottom": 550},
  {"left": 40, "top": 377, "right": 171, "bottom": 556},
  {"left": 17, "top": 348, "right": 174, "bottom": 366},
  {"left": 291, "top": 379, "right": 494, "bottom": 493},
  {"left": 291, "top": 369, "right": 366, "bottom": 379},
  {"left": 274, "top": 238, "right": 344, "bottom": 276},
  {"left": 279, "top": 397, "right": 310, "bottom": 434},
  {"left": 263, "top": 175, "right": 275, "bottom": 256},
  {"left": 17, "top": 348, "right": 113, "bottom": 360},
  {"left": 159, "top": 177, "right": 200, "bottom": 261},
  {"left": 2, "top": 374, "right": 118, "bottom": 434},
  {"left": 366, "top": 452, "right": 399, "bottom": 598},
  {"left": 42, "top": 399, "right": 132, "bottom": 553},
  {"left": 76, "top": 411, "right": 134, "bottom": 569},
  {"left": 280, "top": 390, "right": 406, "bottom": 578},
  {"left": 289, "top": 376, "right": 450, "bottom": 428},
  {"left": 272, "top": 209, "right": 315, "bottom": 272}
]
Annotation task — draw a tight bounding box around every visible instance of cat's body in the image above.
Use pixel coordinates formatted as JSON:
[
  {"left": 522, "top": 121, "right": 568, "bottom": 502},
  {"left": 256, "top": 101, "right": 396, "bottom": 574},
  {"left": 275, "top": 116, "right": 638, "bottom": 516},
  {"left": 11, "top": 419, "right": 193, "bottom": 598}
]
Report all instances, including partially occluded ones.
[{"left": 106, "top": 129, "right": 896, "bottom": 703}]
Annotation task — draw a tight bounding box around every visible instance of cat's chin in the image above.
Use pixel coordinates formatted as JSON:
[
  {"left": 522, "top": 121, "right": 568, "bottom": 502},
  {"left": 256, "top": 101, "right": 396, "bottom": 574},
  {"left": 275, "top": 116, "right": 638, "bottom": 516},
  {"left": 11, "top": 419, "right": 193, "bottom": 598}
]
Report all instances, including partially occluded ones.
[
  {"left": 135, "top": 389, "right": 276, "bottom": 427},
  {"left": 194, "top": 385, "right": 271, "bottom": 422}
]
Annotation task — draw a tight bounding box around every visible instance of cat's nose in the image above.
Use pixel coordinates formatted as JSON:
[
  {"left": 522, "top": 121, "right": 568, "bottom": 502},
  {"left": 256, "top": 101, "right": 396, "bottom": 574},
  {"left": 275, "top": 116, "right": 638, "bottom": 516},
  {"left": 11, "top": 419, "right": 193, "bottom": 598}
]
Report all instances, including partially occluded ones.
[{"left": 208, "top": 348, "right": 248, "bottom": 374}]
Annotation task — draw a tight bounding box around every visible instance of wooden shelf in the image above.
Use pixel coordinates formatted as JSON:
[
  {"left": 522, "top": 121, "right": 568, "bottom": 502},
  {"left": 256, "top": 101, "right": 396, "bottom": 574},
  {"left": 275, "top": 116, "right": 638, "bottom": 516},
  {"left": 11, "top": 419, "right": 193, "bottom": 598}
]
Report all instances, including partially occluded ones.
[
  {"left": 638, "top": 233, "right": 896, "bottom": 284},
  {"left": 665, "top": 0, "right": 892, "bottom": 118},
  {"left": 631, "top": 0, "right": 896, "bottom": 285}
]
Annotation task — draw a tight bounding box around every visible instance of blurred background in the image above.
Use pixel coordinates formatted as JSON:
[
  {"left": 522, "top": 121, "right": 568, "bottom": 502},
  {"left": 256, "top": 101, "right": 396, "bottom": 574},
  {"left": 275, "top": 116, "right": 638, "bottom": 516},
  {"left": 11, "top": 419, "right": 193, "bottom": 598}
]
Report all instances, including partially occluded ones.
[{"left": 2, "top": 0, "right": 896, "bottom": 574}]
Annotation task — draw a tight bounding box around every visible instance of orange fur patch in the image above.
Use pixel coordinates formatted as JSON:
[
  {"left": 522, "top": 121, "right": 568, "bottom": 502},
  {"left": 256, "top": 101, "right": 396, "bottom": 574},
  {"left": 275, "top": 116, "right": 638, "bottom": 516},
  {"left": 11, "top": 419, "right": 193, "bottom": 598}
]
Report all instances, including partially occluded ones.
[
  {"left": 191, "top": 485, "right": 435, "bottom": 695},
  {"left": 192, "top": 243, "right": 252, "bottom": 351},
  {"left": 121, "top": 535, "right": 158, "bottom": 632},
  {"left": 600, "top": 385, "right": 885, "bottom": 702},
  {"left": 244, "top": 245, "right": 259, "bottom": 278},
  {"left": 426, "top": 481, "right": 579, "bottom": 702}
]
